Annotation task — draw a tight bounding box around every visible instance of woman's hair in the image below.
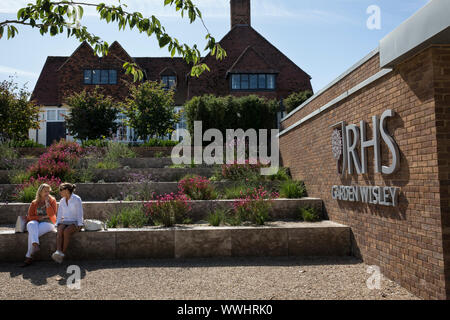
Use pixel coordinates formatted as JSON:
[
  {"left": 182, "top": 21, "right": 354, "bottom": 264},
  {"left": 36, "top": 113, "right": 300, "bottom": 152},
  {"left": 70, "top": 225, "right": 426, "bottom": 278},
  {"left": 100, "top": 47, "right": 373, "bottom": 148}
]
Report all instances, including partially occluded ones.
[
  {"left": 59, "top": 182, "right": 76, "bottom": 194},
  {"left": 35, "top": 183, "right": 52, "bottom": 202}
]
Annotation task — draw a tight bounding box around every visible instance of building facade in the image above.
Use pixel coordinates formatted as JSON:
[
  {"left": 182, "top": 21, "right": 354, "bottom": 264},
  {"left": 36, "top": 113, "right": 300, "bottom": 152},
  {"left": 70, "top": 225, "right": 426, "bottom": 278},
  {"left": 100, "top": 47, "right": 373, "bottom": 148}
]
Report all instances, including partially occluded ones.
[
  {"left": 279, "top": 0, "right": 450, "bottom": 299},
  {"left": 30, "top": 0, "right": 312, "bottom": 146}
]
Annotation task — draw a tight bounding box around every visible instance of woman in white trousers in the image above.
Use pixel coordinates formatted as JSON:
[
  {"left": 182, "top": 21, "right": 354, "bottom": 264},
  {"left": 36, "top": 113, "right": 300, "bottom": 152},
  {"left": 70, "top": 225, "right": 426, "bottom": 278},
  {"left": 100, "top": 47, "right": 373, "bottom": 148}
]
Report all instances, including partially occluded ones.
[{"left": 23, "top": 184, "right": 58, "bottom": 267}]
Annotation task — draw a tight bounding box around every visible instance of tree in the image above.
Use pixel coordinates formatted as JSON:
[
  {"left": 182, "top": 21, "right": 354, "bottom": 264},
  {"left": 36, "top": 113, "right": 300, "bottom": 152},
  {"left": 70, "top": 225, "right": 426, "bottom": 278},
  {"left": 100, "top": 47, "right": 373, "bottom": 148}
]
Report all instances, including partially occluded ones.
[
  {"left": 121, "top": 81, "right": 179, "bottom": 140},
  {"left": 0, "top": 0, "right": 227, "bottom": 80},
  {"left": 0, "top": 78, "right": 40, "bottom": 142},
  {"left": 65, "top": 87, "right": 119, "bottom": 140},
  {"left": 284, "top": 90, "right": 313, "bottom": 114}
]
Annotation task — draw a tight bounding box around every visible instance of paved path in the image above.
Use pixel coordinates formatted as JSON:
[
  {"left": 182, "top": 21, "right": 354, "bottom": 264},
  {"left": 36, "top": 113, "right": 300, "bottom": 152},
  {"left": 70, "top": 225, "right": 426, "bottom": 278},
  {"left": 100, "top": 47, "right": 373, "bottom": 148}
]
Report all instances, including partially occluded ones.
[{"left": 0, "top": 257, "right": 418, "bottom": 300}]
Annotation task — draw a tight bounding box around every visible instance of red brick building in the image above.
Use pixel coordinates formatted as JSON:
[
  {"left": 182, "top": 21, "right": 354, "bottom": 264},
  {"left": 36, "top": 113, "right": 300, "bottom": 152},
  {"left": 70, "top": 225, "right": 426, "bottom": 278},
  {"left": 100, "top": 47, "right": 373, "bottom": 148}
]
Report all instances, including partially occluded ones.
[
  {"left": 30, "top": 0, "right": 312, "bottom": 146},
  {"left": 279, "top": 0, "right": 450, "bottom": 299}
]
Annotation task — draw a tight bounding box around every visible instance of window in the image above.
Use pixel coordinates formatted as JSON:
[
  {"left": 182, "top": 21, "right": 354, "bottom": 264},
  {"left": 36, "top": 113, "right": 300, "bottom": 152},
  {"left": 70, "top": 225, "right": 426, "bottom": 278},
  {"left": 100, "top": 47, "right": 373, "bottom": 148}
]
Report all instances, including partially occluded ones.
[
  {"left": 84, "top": 69, "right": 118, "bottom": 85},
  {"left": 57, "top": 110, "right": 67, "bottom": 121},
  {"left": 267, "top": 74, "right": 276, "bottom": 89},
  {"left": 47, "top": 110, "right": 56, "bottom": 121},
  {"left": 232, "top": 74, "right": 240, "bottom": 90},
  {"left": 230, "top": 74, "right": 275, "bottom": 91},
  {"left": 250, "top": 74, "right": 258, "bottom": 89},
  {"left": 162, "top": 75, "right": 177, "bottom": 89}
]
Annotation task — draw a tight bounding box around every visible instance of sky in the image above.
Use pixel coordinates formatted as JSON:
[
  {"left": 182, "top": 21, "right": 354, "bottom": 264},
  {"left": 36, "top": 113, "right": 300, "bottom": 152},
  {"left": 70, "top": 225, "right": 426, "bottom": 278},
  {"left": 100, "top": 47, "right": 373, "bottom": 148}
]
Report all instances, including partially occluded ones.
[{"left": 0, "top": 0, "right": 430, "bottom": 95}]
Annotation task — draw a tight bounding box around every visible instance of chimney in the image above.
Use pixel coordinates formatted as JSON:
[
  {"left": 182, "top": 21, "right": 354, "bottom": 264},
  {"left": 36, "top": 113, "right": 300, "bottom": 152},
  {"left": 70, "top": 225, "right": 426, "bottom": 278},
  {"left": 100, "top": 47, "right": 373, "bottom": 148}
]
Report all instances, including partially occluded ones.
[{"left": 230, "top": 0, "right": 251, "bottom": 29}]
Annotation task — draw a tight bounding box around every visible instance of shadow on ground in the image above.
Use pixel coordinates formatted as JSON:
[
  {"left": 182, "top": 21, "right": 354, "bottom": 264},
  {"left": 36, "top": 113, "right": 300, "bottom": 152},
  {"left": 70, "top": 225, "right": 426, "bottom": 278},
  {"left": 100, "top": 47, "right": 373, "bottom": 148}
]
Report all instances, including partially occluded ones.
[{"left": 0, "top": 256, "right": 362, "bottom": 287}]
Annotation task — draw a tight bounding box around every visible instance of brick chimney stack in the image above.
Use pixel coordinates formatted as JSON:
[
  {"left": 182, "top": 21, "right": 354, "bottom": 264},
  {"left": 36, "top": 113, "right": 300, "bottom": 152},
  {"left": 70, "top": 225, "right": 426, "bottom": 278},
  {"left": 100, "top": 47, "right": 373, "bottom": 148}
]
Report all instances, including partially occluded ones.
[{"left": 230, "top": 0, "right": 251, "bottom": 29}]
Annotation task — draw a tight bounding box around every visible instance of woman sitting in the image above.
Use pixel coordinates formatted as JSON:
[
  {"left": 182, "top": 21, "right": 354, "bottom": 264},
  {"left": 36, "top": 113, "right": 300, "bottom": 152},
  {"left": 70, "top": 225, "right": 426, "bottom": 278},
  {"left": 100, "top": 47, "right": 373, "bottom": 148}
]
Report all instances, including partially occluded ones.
[
  {"left": 23, "top": 183, "right": 57, "bottom": 267},
  {"left": 52, "top": 183, "right": 84, "bottom": 264}
]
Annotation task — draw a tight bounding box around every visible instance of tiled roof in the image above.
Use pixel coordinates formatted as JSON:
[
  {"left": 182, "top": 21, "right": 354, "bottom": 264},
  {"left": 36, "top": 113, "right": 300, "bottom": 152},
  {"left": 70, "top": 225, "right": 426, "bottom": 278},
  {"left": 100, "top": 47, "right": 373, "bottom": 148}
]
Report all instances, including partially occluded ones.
[{"left": 31, "top": 56, "right": 67, "bottom": 106}]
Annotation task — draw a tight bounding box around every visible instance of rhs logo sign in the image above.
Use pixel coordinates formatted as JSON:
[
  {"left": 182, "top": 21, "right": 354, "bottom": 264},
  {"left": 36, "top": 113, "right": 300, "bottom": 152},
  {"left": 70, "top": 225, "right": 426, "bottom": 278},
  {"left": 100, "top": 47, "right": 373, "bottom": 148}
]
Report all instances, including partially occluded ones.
[
  {"left": 331, "top": 109, "right": 400, "bottom": 176},
  {"left": 331, "top": 109, "right": 400, "bottom": 207}
]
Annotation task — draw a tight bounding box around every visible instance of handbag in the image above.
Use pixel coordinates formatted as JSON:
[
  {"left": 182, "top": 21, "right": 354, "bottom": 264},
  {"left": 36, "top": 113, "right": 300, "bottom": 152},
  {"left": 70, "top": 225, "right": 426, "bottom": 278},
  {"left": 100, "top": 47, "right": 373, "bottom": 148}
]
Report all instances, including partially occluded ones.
[
  {"left": 83, "top": 219, "right": 104, "bottom": 231},
  {"left": 15, "top": 216, "right": 27, "bottom": 233}
]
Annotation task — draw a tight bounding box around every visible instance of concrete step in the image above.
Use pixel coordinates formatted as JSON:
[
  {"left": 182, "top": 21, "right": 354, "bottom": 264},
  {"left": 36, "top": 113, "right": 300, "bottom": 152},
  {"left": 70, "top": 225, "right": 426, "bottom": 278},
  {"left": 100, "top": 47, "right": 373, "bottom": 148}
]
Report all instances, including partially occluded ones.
[
  {"left": 0, "top": 198, "right": 323, "bottom": 225},
  {"left": 0, "top": 221, "right": 351, "bottom": 262},
  {"left": 0, "top": 167, "right": 215, "bottom": 184},
  {"left": 0, "top": 181, "right": 279, "bottom": 202},
  {"left": 1, "top": 158, "right": 176, "bottom": 170}
]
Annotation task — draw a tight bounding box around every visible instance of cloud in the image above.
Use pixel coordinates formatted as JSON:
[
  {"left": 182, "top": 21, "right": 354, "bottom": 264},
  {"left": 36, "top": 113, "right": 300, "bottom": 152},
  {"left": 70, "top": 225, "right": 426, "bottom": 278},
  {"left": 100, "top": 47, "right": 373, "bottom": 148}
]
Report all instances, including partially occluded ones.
[{"left": 0, "top": 65, "right": 38, "bottom": 78}]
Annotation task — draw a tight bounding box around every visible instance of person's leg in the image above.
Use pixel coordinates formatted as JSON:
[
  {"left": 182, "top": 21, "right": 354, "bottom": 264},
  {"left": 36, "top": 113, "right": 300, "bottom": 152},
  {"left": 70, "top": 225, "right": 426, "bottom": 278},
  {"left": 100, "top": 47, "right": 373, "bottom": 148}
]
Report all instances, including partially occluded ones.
[
  {"left": 56, "top": 224, "right": 67, "bottom": 253},
  {"left": 62, "top": 225, "right": 79, "bottom": 254},
  {"left": 38, "top": 222, "right": 56, "bottom": 237},
  {"left": 25, "top": 221, "right": 39, "bottom": 258}
]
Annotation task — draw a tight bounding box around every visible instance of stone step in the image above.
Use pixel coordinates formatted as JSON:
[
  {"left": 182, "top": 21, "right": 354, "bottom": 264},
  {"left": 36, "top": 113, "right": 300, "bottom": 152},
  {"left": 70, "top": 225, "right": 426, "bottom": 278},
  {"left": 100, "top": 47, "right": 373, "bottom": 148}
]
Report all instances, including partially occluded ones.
[
  {"left": 0, "top": 167, "right": 215, "bottom": 184},
  {"left": 0, "top": 181, "right": 279, "bottom": 202},
  {"left": 0, "top": 198, "right": 323, "bottom": 225},
  {"left": 1, "top": 158, "right": 175, "bottom": 170},
  {"left": 0, "top": 221, "right": 351, "bottom": 262}
]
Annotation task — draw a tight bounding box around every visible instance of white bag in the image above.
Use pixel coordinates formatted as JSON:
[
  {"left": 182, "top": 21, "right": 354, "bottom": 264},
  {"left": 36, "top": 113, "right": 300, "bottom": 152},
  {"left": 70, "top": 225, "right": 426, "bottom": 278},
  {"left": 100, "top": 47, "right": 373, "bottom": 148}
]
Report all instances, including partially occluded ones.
[
  {"left": 15, "top": 216, "right": 27, "bottom": 233},
  {"left": 83, "top": 219, "right": 104, "bottom": 231}
]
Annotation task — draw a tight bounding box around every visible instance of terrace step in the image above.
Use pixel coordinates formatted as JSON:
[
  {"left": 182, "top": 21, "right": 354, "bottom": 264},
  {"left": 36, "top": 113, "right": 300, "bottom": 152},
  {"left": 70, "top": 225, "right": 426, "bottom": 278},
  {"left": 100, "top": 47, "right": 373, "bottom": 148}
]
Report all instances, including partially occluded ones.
[
  {"left": 0, "top": 181, "right": 279, "bottom": 202},
  {"left": 0, "top": 167, "right": 215, "bottom": 184},
  {"left": 0, "top": 198, "right": 323, "bottom": 225},
  {"left": 1, "top": 157, "right": 175, "bottom": 170},
  {"left": 0, "top": 221, "right": 351, "bottom": 262}
]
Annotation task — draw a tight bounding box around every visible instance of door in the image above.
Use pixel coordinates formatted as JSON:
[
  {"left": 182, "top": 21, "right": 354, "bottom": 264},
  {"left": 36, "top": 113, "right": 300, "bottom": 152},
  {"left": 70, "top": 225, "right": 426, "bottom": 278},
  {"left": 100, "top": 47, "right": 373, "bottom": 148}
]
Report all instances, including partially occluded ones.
[{"left": 46, "top": 122, "right": 66, "bottom": 146}]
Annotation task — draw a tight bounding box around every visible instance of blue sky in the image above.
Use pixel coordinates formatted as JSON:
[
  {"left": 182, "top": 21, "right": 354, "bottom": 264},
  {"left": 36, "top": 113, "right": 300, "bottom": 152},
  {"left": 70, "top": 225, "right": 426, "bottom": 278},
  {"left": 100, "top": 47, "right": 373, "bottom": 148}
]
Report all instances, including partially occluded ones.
[{"left": 0, "top": 0, "right": 429, "bottom": 94}]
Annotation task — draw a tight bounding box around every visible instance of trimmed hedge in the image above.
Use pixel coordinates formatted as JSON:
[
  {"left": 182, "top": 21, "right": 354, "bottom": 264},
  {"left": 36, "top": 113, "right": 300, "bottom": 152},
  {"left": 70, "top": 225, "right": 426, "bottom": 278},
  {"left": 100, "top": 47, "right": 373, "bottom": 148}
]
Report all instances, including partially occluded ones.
[{"left": 184, "top": 94, "right": 278, "bottom": 139}]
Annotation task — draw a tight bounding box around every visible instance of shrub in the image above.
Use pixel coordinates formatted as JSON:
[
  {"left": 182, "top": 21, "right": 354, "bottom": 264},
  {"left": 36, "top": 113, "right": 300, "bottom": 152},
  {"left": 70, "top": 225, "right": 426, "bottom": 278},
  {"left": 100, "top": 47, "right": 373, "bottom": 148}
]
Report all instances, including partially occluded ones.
[
  {"left": 232, "top": 186, "right": 279, "bottom": 225},
  {"left": 267, "top": 167, "right": 291, "bottom": 181},
  {"left": 154, "top": 151, "right": 165, "bottom": 158},
  {"left": 284, "top": 90, "right": 313, "bottom": 114},
  {"left": 299, "top": 207, "right": 321, "bottom": 222},
  {"left": 122, "top": 173, "right": 154, "bottom": 201},
  {"left": 207, "top": 208, "right": 229, "bottom": 227},
  {"left": 81, "top": 139, "right": 108, "bottom": 148},
  {"left": 217, "top": 160, "right": 263, "bottom": 181},
  {"left": 27, "top": 139, "right": 84, "bottom": 180},
  {"left": 279, "top": 180, "right": 306, "bottom": 199},
  {"left": 0, "top": 143, "right": 19, "bottom": 169},
  {"left": 13, "top": 175, "right": 62, "bottom": 202},
  {"left": 144, "top": 192, "right": 191, "bottom": 227},
  {"left": 106, "top": 205, "right": 148, "bottom": 228},
  {"left": 178, "top": 175, "right": 217, "bottom": 200},
  {"left": 104, "top": 141, "right": 136, "bottom": 160},
  {"left": 10, "top": 170, "right": 32, "bottom": 184},
  {"left": 7, "top": 139, "right": 45, "bottom": 148},
  {"left": 221, "top": 183, "right": 259, "bottom": 200},
  {"left": 140, "top": 138, "right": 178, "bottom": 147}
]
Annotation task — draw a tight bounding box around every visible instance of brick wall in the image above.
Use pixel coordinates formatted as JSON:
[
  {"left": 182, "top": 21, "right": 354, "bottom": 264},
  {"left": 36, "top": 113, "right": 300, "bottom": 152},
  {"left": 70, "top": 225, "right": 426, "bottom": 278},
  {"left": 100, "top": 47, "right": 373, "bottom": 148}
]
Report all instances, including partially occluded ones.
[
  {"left": 432, "top": 46, "right": 450, "bottom": 297},
  {"left": 279, "top": 46, "right": 450, "bottom": 300}
]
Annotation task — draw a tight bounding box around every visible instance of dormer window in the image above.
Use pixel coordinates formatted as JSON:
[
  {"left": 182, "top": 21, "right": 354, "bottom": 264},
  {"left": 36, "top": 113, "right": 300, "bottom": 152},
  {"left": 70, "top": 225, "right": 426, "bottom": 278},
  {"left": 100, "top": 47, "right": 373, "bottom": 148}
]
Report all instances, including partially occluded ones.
[
  {"left": 231, "top": 73, "right": 276, "bottom": 91},
  {"left": 162, "top": 75, "right": 177, "bottom": 90},
  {"left": 84, "top": 69, "right": 117, "bottom": 85}
]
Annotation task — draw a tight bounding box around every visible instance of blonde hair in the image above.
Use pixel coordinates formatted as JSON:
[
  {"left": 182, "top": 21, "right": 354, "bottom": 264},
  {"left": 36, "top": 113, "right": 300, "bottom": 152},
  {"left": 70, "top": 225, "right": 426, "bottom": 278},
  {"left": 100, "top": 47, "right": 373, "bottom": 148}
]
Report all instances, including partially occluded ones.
[{"left": 35, "top": 183, "right": 52, "bottom": 202}]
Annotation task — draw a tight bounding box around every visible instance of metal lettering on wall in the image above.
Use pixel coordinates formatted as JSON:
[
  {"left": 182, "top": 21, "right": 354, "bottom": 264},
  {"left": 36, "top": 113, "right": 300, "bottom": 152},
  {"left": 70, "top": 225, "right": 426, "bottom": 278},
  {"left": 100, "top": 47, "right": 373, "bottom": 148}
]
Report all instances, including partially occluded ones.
[{"left": 330, "top": 109, "right": 401, "bottom": 207}]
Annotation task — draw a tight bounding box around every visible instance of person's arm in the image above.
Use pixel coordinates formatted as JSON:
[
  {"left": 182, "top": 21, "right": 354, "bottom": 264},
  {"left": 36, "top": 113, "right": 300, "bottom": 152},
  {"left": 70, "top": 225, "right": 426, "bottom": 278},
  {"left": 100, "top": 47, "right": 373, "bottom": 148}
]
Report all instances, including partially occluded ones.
[
  {"left": 27, "top": 202, "right": 38, "bottom": 222},
  {"left": 76, "top": 198, "right": 84, "bottom": 227},
  {"left": 55, "top": 200, "right": 62, "bottom": 226},
  {"left": 48, "top": 198, "right": 58, "bottom": 224}
]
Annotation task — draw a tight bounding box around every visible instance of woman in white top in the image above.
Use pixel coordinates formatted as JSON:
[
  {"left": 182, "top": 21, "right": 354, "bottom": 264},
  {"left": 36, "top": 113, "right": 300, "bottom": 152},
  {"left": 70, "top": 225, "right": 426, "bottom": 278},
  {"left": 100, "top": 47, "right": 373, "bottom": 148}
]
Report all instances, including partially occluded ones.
[{"left": 52, "top": 183, "right": 83, "bottom": 263}]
